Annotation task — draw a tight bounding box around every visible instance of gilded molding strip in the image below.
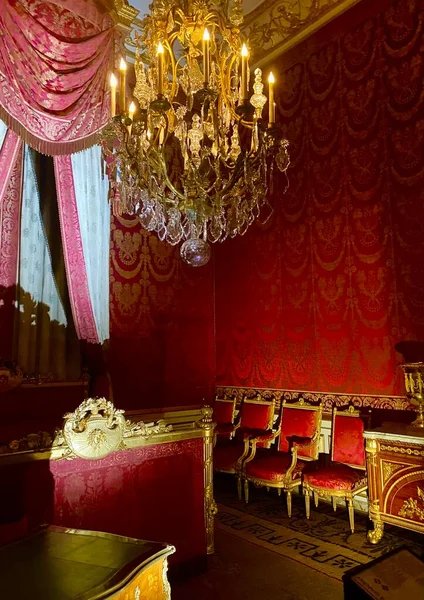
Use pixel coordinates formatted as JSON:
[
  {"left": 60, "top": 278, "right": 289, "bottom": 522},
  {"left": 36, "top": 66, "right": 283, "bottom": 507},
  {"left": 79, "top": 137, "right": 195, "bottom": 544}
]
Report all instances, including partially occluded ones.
[
  {"left": 242, "top": 0, "right": 362, "bottom": 66},
  {"left": 379, "top": 445, "right": 424, "bottom": 457},
  {"left": 216, "top": 386, "right": 412, "bottom": 411}
]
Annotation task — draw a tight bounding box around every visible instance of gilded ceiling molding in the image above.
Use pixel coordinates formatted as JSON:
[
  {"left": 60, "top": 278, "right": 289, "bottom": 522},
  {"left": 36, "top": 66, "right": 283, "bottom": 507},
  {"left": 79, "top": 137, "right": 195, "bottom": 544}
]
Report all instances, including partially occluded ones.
[
  {"left": 242, "top": 0, "right": 363, "bottom": 67},
  {"left": 113, "top": 0, "right": 139, "bottom": 30}
]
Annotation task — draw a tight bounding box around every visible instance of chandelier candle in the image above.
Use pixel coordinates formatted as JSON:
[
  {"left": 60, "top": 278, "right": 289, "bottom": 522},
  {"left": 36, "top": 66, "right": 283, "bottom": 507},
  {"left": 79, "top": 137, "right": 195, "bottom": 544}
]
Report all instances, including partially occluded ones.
[
  {"left": 110, "top": 73, "right": 117, "bottom": 117},
  {"left": 128, "top": 101, "right": 136, "bottom": 136},
  {"left": 268, "top": 71, "right": 275, "bottom": 125},
  {"left": 203, "top": 28, "right": 210, "bottom": 86},
  {"left": 157, "top": 42, "right": 165, "bottom": 96},
  {"left": 241, "top": 44, "right": 249, "bottom": 100},
  {"left": 119, "top": 58, "right": 127, "bottom": 113}
]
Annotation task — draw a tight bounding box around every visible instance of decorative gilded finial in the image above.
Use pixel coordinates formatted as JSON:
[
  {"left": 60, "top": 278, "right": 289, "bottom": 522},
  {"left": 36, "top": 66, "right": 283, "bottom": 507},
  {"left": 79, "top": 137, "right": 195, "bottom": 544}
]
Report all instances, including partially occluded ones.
[{"left": 250, "top": 68, "right": 267, "bottom": 119}]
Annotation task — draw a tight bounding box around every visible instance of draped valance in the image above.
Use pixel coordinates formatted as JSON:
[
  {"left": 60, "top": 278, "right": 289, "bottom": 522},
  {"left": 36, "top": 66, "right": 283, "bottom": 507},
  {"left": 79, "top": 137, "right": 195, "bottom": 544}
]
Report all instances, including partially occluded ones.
[{"left": 0, "top": 0, "right": 114, "bottom": 155}]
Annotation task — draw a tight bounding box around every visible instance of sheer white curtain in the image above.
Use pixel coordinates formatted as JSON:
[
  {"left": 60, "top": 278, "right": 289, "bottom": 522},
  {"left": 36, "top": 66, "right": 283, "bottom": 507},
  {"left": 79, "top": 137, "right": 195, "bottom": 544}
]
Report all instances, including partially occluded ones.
[
  {"left": 16, "top": 146, "right": 69, "bottom": 378},
  {"left": 70, "top": 145, "right": 110, "bottom": 343},
  {"left": 0, "top": 119, "right": 6, "bottom": 149}
]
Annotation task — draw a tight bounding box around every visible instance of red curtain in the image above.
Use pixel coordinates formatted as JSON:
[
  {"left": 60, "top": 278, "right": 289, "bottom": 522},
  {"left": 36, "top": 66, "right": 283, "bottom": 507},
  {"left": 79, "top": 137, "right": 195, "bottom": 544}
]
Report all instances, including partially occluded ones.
[
  {"left": 215, "top": 0, "right": 424, "bottom": 397},
  {"left": 109, "top": 215, "right": 215, "bottom": 409}
]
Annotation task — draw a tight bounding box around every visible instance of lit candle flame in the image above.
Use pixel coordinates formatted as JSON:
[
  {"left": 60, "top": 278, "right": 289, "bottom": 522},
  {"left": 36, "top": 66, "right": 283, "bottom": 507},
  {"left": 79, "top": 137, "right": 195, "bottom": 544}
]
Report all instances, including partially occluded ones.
[
  {"left": 119, "top": 58, "right": 127, "bottom": 71},
  {"left": 157, "top": 42, "right": 164, "bottom": 54},
  {"left": 110, "top": 73, "right": 117, "bottom": 87},
  {"left": 203, "top": 28, "right": 210, "bottom": 41},
  {"left": 129, "top": 101, "right": 136, "bottom": 117},
  {"left": 268, "top": 71, "right": 275, "bottom": 84},
  {"left": 241, "top": 43, "right": 249, "bottom": 57}
]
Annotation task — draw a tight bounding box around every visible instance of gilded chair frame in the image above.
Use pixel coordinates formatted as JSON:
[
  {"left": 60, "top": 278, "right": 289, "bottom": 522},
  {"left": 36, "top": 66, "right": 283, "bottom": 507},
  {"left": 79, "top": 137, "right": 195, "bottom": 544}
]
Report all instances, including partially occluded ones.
[
  {"left": 243, "top": 399, "right": 322, "bottom": 517},
  {"left": 303, "top": 405, "right": 367, "bottom": 533},
  {"left": 213, "top": 396, "right": 238, "bottom": 447},
  {"left": 214, "top": 395, "right": 276, "bottom": 500}
]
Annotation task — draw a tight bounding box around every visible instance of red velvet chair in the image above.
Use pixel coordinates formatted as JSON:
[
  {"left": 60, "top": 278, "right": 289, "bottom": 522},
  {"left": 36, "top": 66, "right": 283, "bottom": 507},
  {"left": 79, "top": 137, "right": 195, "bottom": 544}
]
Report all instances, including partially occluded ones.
[
  {"left": 213, "top": 395, "right": 276, "bottom": 499},
  {"left": 243, "top": 399, "right": 322, "bottom": 517},
  {"left": 302, "top": 406, "right": 367, "bottom": 533},
  {"left": 212, "top": 396, "right": 237, "bottom": 444}
]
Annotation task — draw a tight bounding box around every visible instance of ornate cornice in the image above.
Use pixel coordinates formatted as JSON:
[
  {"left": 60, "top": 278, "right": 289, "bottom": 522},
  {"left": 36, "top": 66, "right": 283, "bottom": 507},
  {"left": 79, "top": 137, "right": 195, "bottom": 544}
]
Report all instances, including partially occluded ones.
[
  {"left": 114, "top": 0, "right": 139, "bottom": 29},
  {"left": 242, "top": 0, "right": 362, "bottom": 67}
]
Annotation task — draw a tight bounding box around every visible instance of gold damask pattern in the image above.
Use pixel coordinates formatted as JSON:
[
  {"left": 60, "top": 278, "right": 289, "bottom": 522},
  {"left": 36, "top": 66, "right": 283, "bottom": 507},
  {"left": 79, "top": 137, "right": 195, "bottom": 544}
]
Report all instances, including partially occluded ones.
[
  {"left": 215, "top": 0, "right": 424, "bottom": 399},
  {"left": 110, "top": 216, "right": 177, "bottom": 337},
  {"left": 109, "top": 214, "right": 215, "bottom": 407}
]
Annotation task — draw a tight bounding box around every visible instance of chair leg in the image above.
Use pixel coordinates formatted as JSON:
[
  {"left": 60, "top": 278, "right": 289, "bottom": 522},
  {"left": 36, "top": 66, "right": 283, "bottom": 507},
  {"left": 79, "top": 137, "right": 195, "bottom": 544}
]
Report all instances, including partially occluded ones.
[
  {"left": 347, "top": 498, "right": 355, "bottom": 533},
  {"left": 305, "top": 489, "right": 311, "bottom": 519},
  {"left": 314, "top": 492, "right": 319, "bottom": 508},
  {"left": 244, "top": 479, "right": 249, "bottom": 504},
  {"left": 287, "top": 491, "right": 292, "bottom": 518},
  {"left": 237, "top": 475, "right": 242, "bottom": 501},
  {"left": 332, "top": 496, "right": 337, "bottom": 512}
]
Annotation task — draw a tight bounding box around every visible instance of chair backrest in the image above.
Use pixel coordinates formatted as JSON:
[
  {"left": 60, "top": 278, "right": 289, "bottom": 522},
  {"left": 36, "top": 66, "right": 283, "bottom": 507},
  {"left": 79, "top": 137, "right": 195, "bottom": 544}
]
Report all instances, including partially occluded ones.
[
  {"left": 277, "top": 400, "right": 322, "bottom": 460},
  {"left": 239, "top": 395, "right": 275, "bottom": 431},
  {"left": 213, "top": 396, "right": 236, "bottom": 425},
  {"left": 331, "top": 406, "right": 366, "bottom": 469}
]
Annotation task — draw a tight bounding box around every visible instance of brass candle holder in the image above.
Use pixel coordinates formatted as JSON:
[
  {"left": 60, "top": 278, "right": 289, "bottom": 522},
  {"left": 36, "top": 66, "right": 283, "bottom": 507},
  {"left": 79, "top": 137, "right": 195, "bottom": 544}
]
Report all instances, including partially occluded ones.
[{"left": 401, "top": 362, "right": 424, "bottom": 428}]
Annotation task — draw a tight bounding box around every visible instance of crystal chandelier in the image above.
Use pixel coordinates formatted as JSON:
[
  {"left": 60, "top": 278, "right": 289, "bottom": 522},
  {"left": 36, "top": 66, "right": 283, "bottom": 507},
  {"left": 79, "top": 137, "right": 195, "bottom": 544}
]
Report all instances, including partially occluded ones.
[{"left": 100, "top": 0, "right": 290, "bottom": 266}]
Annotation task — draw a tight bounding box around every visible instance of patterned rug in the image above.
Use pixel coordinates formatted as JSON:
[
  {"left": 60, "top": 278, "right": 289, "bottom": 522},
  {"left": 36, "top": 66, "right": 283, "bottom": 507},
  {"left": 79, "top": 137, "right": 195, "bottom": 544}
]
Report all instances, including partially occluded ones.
[{"left": 216, "top": 483, "right": 424, "bottom": 582}]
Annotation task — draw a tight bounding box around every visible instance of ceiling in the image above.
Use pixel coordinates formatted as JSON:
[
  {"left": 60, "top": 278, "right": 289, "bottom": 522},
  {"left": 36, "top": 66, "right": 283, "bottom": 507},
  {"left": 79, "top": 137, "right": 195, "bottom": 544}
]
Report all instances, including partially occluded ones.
[
  {"left": 129, "top": 0, "right": 263, "bottom": 17},
  {"left": 125, "top": 0, "right": 362, "bottom": 66}
]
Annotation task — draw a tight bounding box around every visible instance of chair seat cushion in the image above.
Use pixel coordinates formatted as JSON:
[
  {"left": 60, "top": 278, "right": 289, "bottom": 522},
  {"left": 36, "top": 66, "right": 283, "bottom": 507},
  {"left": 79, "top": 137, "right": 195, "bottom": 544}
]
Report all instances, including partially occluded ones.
[
  {"left": 246, "top": 451, "right": 305, "bottom": 483},
  {"left": 303, "top": 464, "right": 367, "bottom": 491},
  {"left": 214, "top": 442, "right": 245, "bottom": 471}
]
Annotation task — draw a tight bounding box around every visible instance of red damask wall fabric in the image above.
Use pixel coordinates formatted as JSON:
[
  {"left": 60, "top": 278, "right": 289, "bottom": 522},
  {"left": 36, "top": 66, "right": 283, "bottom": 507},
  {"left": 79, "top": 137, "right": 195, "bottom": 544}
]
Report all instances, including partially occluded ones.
[
  {"left": 215, "top": 0, "right": 424, "bottom": 396},
  {"left": 109, "top": 215, "right": 215, "bottom": 409}
]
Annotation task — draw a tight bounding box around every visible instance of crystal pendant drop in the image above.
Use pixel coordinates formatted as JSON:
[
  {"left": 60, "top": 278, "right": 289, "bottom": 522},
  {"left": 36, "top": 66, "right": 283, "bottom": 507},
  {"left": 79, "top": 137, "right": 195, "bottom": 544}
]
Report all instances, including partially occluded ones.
[{"left": 180, "top": 238, "right": 211, "bottom": 267}]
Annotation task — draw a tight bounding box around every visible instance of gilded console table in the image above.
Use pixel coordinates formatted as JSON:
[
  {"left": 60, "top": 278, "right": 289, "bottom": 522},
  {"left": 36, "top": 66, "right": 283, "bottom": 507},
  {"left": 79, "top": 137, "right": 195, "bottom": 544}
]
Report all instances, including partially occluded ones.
[
  {"left": 0, "top": 525, "right": 174, "bottom": 599},
  {"left": 364, "top": 423, "right": 424, "bottom": 543}
]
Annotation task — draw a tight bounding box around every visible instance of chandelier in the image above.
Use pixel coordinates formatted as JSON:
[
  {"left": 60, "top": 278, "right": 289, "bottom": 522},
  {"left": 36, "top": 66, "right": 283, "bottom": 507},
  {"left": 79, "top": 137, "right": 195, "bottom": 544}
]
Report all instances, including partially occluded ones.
[{"left": 100, "top": 0, "right": 290, "bottom": 266}]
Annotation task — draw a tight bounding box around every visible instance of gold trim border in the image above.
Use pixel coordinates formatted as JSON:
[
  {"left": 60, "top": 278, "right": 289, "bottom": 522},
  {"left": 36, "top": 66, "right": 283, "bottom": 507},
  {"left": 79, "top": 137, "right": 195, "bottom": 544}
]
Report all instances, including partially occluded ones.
[{"left": 216, "top": 386, "right": 413, "bottom": 412}]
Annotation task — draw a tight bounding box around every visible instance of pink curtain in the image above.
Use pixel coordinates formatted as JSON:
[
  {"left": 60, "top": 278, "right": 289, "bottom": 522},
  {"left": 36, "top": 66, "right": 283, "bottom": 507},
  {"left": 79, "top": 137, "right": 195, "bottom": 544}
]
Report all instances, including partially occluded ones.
[
  {"left": 0, "top": 130, "right": 23, "bottom": 289},
  {"left": 0, "top": 129, "right": 24, "bottom": 356},
  {"left": 54, "top": 155, "right": 100, "bottom": 344},
  {"left": 0, "top": 0, "right": 114, "bottom": 155}
]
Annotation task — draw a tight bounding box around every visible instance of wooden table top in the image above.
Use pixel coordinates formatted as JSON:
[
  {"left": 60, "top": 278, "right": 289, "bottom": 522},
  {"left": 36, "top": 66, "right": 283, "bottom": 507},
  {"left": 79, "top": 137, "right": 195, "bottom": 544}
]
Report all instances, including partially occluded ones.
[{"left": 0, "top": 526, "right": 172, "bottom": 600}]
